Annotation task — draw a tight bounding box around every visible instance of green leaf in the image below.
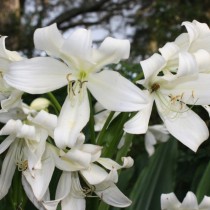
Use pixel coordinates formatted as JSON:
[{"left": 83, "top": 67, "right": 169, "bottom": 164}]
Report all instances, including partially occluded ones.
[
  {"left": 196, "top": 160, "right": 210, "bottom": 202},
  {"left": 128, "top": 139, "right": 177, "bottom": 210}
]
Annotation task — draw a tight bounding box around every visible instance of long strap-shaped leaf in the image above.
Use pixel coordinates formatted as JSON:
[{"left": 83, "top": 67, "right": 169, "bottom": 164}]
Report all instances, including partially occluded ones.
[{"left": 128, "top": 139, "right": 177, "bottom": 210}]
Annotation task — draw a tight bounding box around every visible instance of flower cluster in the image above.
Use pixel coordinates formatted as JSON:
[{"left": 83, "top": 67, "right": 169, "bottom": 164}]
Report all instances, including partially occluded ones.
[{"left": 0, "top": 20, "right": 209, "bottom": 209}]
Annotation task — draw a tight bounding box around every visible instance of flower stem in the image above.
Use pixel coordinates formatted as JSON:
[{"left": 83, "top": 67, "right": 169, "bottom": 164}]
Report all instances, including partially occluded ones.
[
  {"left": 96, "top": 111, "right": 115, "bottom": 146},
  {"left": 47, "top": 92, "right": 61, "bottom": 114},
  {"left": 88, "top": 91, "right": 96, "bottom": 144}
]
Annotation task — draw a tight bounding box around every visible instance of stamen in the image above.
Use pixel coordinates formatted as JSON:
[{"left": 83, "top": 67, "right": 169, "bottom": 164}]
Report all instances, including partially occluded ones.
[{"left": 151, "top": 83, "right": 160, "bottom": 93}]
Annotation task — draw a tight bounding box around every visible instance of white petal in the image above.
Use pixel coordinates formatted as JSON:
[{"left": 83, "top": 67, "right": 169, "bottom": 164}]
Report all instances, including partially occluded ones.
[
  {"left": 92, "top": 37, "right": 130, "bottom": 71},
  {"left": 5, "top": 57, "right": 69, "bottom": 94},
  {"left": 180, "top": 191, "right": 198, "bottom": 209},
  {"left": 97, "top": 156, "right": 133, "bottom": 170},
  {"left": 95, "top": 182, "right": 132, "bottom": 208},
  {"left": 54, "top": 91, "right": 90, "bottom": 148},
  {"left": 182, "top": 21, "right": 200, "bottom": 44},
  {"left": 88, "top": 70, "right": 148, "bottom": 111},
  {"left": 0, "top": 36, "right": 22, "bottom": 62},
  {"left": 0, "top": 119, "right": 22, "bottom": 135},
  {"left": 140, "top": 53, "right": 166, "bottom": 80},
  {"left": 0, "top": 142, "right": 17, "bottom": 199},
  {"left": 22, "top": 176, "right": 46, "bottom": 210},
  {"left": 0, "top": 135, "right": 16, "bottom": 154},
  {"left": 161, "top": 193, "right": 181, "bottom": 209},
  {"left": 192, "top": 20, "right": 210, "bottom": 36},
  {"left": 23, "top": 149, "right": 55, "bottom": 200},
  {"left": 28, "top": 110, "right": 57, "bottom": 137},
  {"left": 49, "top": 145, "right": 89, "bottom": 171},
  {"left": 176, "top": 52, "right": 198, "bottom": 77},
  {"left": 156, "top": 99, "right": 208, "bottom": 152},
  {"left": 193, "top": 49, "right": 210, "bottom": 72},
  {"left": 34, "top": 23, "right": 64, "bottom": 57},
  {"left": 1, "top": 89, "right": 23, "bottom": 111},
  {"left": 80, "top": 164, "right": 109, "bottom": 185},
  {"left": 159, "top": 42, "right": 179, "bottom": 60},
  {"left": 79, "top": 144, "right": 102, "bottom": 162},
  {"left": 199, "top": 196, "right": 210, "bottom": 209},
  {"left": 55, "top": 172, "right": 71, "bottom": 200},
  {"left": 124, "top": 92, "right": 153, "bottom": 134},
  {"left": 144, "top": 130, "right": 157, "bottom": 156},
  {"left": 61, "top": 28, "right": 92, "bottom": 61},
  {"left": 62, "top": 195, "right": 85, "bottom": 210},
  {"left": 42, "top": 172, "right": 72, "bottom": 210}
]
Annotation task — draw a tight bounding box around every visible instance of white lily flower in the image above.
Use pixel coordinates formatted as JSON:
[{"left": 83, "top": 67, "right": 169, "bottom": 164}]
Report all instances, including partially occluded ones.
[
  {"left": 124, "top": 53, "right": 209, "bottom": 152},
  {"left": 161, "top": 191, "right": 210, "bottom": 210},
  {"left": 145, "top": 124, "right": 170, "bottom": 156},
  {"left": 0, "top": 36, "right": 23, "bottom": 111},
  {"left": 40, "top": 139, "right": 132, "bottom": 209},
  {"left": 159, "top": 20, "right": 210, "bottom": 74},
  {"left": 5, "top": 24, "right": 148, "bottom": 148},
  {"left": 0, "top": 109, "right": 57, "bottom": 200},
  {"left": 94, "top": 102, "right": 120, "bottom": 132}
]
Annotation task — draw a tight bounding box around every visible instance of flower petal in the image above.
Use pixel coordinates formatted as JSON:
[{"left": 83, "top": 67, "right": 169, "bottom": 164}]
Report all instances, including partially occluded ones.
[
  {"left": 140, "top": 53, "right": 166, "bottom": 81},
  {"left": 22, "top": 176, "right": 46, "bottom": 210},
  {"left": 92, "top": 37, "right": 130, "bottom": 71},
  {"left": 5, "top": 57, "right": 69, "bottom": 94},
  {"left": 0, "top": 135, "right": 16, "bottom": 154},
  {"left": 97, "top": 156, "right": 133, "bottom": 170},
  {"left": 193, "top": 49, "right": 210, "bottom": 73},
  {"left": 95, "top": 182, "right": 132, "bottom": 208},
  {"left": 176, "top": 52, "right": 198, "bottom": 77},
  {"left": 23, "top": 148, "right": 55, "bottom": 200},
  {"left": 61, "top": 28, "right": 92, "bottom": 61},
  {"left": 54, "top": 91, "right": 90, "bottom": 149},
  {"left": 199, "top": 195, "right": 210, "bottom": 209},
  {"left": 180, "top": 191, "right": 198, "bottom": 209},
  {"left": 161, "top": 193, "right": 181, "bottom": 209},
  {"left": 1, "top": 89, "right": 23, "bottom": 111},
  {"left": 28, "top": 110, "right": 57, "bottom": 138},
  {"left": 62, "top": 195, "right": 85, "bottom": 210},
  {"left": 159, "top": 42, "right": 179, "bottom": 60},
  {"left": 0, "top": 142, "right": 17, "bottom": 199},
  {"left": 88, "top": 70, "right": 148, "bottom": 111},
  {"left": 156, "top": 99, "right": 209, "bottom": 152},
  {"left": 161, "top": 74, "right": 210, "bottom": 105},
  {"left": 124, "top": 92, "right": 153, "bottom": 134},
  {"left": 80, "top": 164, "right": 109, "bottom": 185},
  {"left": 34, "top": 23, "right": 64, "bottom": 57}
]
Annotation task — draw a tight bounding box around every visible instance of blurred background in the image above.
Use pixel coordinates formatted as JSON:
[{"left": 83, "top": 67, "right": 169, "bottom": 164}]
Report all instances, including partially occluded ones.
[
  {"left": 1, "top": 0, "right": 209, "bottom": 58},
  {"left": 0, "top": 0, "right": 210, "bottom": 210}
]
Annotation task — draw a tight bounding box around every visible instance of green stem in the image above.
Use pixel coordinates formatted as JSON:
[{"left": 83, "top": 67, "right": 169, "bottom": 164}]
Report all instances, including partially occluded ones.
[
  {"left": 98, "top": 201, "right": 110, "bottom": 210},
  {"left": 47, "top": 92, "right": 61, "bottom": 114},
  {"left": 96, "top": 111, "right": 115, "bottom": 146},
  {"left": 116, "top": 133, "right": 134, "bottom": 163},
  {"left": 133, "top": 71, "right": 144, "bottom": 82},
  {"left": 102, "top": 113, "right": 129, "bottom": 158},
  {"left": 88, "top": 91, "right": 96, "bottom": 144}
]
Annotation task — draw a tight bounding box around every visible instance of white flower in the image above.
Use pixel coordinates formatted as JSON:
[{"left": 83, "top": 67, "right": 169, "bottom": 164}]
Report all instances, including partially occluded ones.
[
  {"left": 0, "top": 110, "right": 57, "bottom": 200},
  {"left": 124, "top": 53, "right": 210, "bottom": 152},
  {"left": 94, "top": 102, "right": 120, "bottom": 132},
  {"left": 0, "top": 36, "right": 23, "bottom": 111},
  {"left": 145, "top": 124, "right": 169, "bottom": 156},
  {"left": 161, "top": 191, "right": 210, "bottom": 210},
  {"left": 159, "top": 20, "right": 210, "bottom": 74},
  {"left": 5, "top": 24, "right": 147, "bottom": 148},
  {"left": 37, "top": 141, "right": 133, "bottom": 210}
]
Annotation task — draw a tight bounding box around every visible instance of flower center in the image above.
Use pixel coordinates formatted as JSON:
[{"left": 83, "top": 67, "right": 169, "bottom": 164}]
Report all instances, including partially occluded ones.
[
  {"left": 15, "top": 141, "right": 28, "bottom": 171},
  {"left": 150, "top": 83, "right": 160, "bottom": 93},
  {"left": 66, "top": 71, "right": 88, "bottom": 99}
]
